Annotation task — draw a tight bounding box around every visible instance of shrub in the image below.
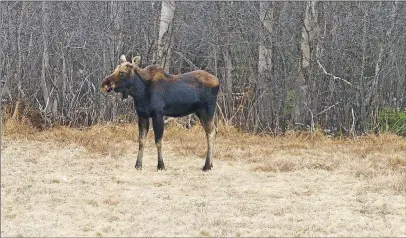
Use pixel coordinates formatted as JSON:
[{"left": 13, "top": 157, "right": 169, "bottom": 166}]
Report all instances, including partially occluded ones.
[{"left": 378, "top": 107, "right": 406, "bottom": 136}]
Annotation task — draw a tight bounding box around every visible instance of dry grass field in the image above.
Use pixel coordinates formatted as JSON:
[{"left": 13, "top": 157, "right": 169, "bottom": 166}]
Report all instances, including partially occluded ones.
[{"left": 1, "top": 119, "right": 406, "bottom": 237}]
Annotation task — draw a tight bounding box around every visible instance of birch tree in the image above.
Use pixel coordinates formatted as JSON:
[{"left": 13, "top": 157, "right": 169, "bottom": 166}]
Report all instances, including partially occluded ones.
[
  {"left": 255, "top": 2, "right": 274, "bottom": 133},
  {"left": 40, "top": 1, "right": 52, "bottom": 122},
  {"left": 1, "top": 2, "right": 405, "bottom": 134},
  {"left": 156, "top": 1, "right": 175, "bottom": 72},
  {"left": 296, "top": 1, "right": 318, "bottom": 130}
]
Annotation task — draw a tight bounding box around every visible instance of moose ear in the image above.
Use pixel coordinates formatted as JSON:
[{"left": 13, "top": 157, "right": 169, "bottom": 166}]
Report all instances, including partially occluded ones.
[
  {"left": 119, "top": 54, "right": 127, "bottom": 63},
  {"left": 132, "top": 56, "right": 141, "bottom": 66}
]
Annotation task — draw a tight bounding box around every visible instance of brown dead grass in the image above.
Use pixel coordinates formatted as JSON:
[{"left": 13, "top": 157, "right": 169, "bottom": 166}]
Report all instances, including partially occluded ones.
[
  {"left": 3, "top": 118, "right": 406, "bottom": 195},
  {"left": 1, "top": 117, "right": 406, "bottom": 236},
  {"left": 166, "top": 123, "right": 405, "bottom": 194},
  {"left": 3, "top": 119, "right": 139, "bottom": 155}
]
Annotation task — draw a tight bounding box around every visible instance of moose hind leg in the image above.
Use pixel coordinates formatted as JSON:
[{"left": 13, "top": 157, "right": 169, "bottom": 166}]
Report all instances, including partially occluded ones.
[
  {"left": 152, "top": 114, "right": 165, "bottom": 170},
  {"left": 201, "top": 115, "right": 216, "bottom": 171},
  {"left": 135, "top": 116, "right": 149, "bottom": 170}
]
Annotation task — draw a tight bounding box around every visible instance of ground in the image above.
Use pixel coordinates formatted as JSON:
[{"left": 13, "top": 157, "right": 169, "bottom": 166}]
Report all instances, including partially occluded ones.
[{"left": 1, "top": 122, "right": 405, "bottom": 237}]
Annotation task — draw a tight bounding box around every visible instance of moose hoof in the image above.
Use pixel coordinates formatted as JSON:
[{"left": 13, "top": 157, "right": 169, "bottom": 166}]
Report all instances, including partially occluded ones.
[
  {"left": 202, "top": 163, "right": 213, "bottom": 171},
  {"left": 135, "top": 164, "right": 142, "bottom": 170},
  {"left": 157, "top": 164, "right": 166, "bottom": 171}
]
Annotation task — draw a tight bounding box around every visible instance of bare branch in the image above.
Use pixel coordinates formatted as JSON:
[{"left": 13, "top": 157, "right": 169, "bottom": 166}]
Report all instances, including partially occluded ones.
[
  {"left": 174, "top": 51, "right": 199, "bottom": 70},
  {"left": 316, "top": 59, "right": 352, "bottom": 86},
  {"left": 316, "top": 102, "right": 340, "bottom": 116}
]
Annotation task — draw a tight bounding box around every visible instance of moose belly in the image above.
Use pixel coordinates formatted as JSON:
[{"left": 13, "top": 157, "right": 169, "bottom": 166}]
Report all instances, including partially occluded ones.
[{"left": 164, "top": 102, "right": 200, "bottom": 117}]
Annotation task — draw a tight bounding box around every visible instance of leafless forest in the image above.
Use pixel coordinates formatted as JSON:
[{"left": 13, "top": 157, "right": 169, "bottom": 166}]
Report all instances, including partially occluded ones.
[
  {"left": 1, "top": 1, "right": 406, "bottom": 135},
  {"left": 1, "top": 2, "right": 406, "bottom": 236}
]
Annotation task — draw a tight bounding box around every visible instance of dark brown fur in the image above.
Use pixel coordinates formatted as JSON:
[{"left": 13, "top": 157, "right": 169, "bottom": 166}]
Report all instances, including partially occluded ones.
[{"left": 101, "top": 56, "right": 219, "bottom": 171}]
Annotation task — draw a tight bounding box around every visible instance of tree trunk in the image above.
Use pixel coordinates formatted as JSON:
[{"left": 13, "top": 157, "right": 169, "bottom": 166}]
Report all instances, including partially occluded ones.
[
  {"left": 60, "top": 48, "right": 67, "bottom": 122},
  {"left": 367, "top": 1, "right": 398, "bottom": 108},
  {"left": 156, "top": 1, "right": 175, "bottom": 72},
  {"left": 256, "top": 2, "right": 273, "bottom": 133},
  {"left": 40, "top": 1, "right": 51, "bottom": 122},
  {"left": 258, "top": 3, "right": 273, "bottom": 75},
  {"left": 109, "top": 2, "right": 124, "bottom": 122},
  {"left": 295, "top": 1, "right": 318, "bottom": 130},
  {"left": 16, "top": 2, "right": 26, "bottom": 100},
  {"left": 0, "top": 4, "right": 13, "bottom": 102},
  {"left": 112, "top": 2, "right": 124, "bottom": 58},
  {"left": 222, "top": 44, "right": 233, "bottom": 120},
  {"left": 359, "top": 6, "right": 368, "bottom": 133}
]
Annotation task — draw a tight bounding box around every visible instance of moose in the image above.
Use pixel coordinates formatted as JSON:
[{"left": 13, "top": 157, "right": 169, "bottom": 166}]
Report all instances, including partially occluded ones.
[{"left": 100, "top": 55, "right": 219, "bottom": 171}]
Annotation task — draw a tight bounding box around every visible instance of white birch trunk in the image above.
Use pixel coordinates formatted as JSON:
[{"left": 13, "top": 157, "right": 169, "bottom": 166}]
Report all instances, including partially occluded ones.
[
  {"left": 157, "top": 1, "right": 175, "bottom": 72},
  {"left": 255, "top": 2, "right": 273, "bottom": 133},
  {"left": 258, "top": 2, "right": 273, "bottom": 74},
  {"left": 295, "top": 1, "right": 318, "bottom": 126},
  {"left": 41, "top": 2, "right": 51, "bottom": 119}
]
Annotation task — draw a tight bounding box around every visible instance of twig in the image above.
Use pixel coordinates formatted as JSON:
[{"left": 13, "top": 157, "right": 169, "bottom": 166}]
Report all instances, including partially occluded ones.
[
  {"left": 316, "top": 102, "right": 339, "bottom": 116},
  {"left": 174, "top": 51, "right": 199, "bottom": 70},
  {"left": 216, "top": 102, "right": 227, "bottom": 124},
  {"left": 317, "top": 59, "right": 352, "bottom": 86}
]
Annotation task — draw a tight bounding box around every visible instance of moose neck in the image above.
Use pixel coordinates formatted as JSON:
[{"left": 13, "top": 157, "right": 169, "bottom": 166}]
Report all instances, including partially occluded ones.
[{"left": 129, "top": 73, "right": 149, "bottom": 106}]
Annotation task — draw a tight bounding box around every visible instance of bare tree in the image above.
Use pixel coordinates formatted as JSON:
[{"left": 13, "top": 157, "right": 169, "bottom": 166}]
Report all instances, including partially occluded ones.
[
  {"left": 40, "top": 1, "right": 52, "bottom": 123},
  {"left": 255, "top": 2, "right": 274, "bottom": 133},
  {"left": 296, "top": 1, "right": 319, "bottom": 131},
  {"left": 156, "top": 1, "right": 175, "bottom": 72},
  {"left": 1, "top": 1, "right": 405, "bottom": 135}
]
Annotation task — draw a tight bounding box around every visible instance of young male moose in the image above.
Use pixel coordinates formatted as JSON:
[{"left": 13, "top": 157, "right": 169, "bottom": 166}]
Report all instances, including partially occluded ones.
[{"left": 100, "top": 55, "right": 219, "bottom": 171}]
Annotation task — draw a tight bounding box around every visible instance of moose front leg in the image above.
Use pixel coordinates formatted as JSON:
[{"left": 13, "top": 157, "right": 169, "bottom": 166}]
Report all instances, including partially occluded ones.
[
  {"left": 152, "top": 114, "right": 165, "bottom": 170},
  {"left": 135, "top": 116, "right": 149, "bottom": 170}
]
